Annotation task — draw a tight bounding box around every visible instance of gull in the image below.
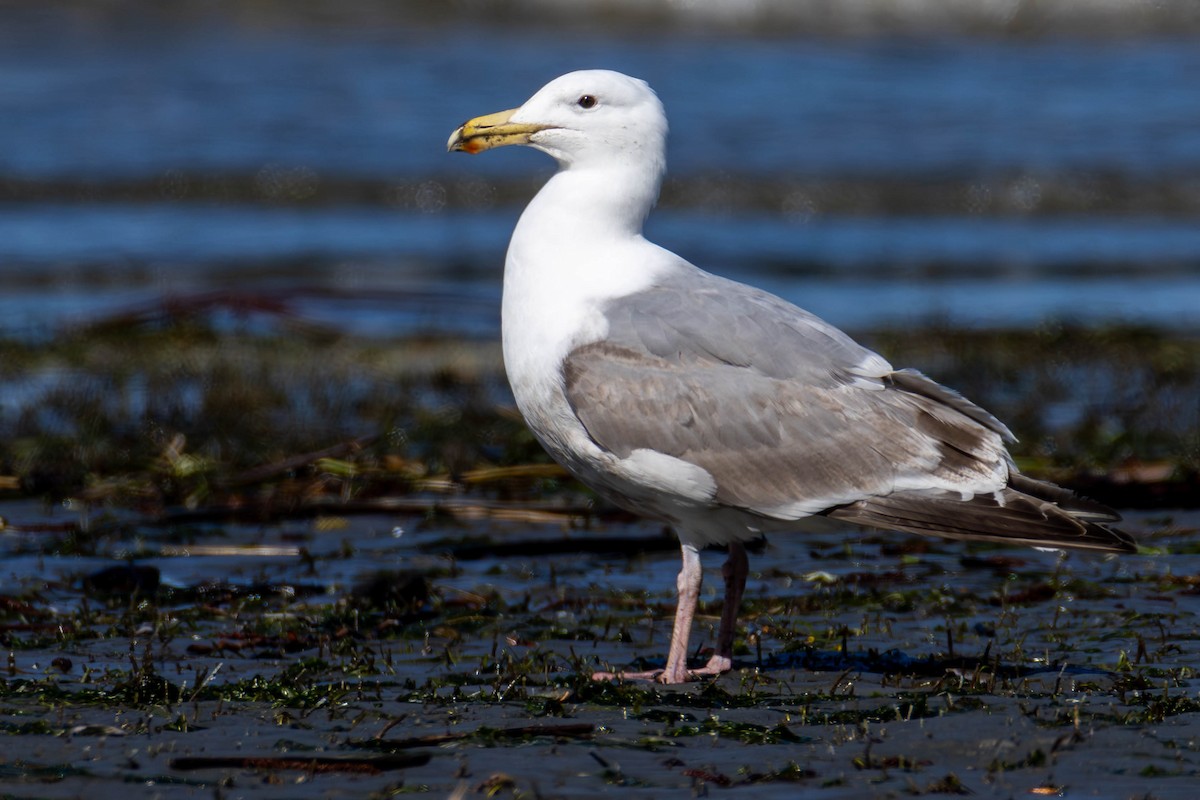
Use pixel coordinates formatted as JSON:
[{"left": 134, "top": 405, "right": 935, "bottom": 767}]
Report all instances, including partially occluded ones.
[{"left": 447, "top": 70, "right": 1135, "bottom": 684}]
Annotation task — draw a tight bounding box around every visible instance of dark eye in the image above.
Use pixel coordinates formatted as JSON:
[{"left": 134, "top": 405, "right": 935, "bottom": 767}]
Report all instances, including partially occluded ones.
[{"left": 577, "top": 95, "right": 597, "bottom": 109}]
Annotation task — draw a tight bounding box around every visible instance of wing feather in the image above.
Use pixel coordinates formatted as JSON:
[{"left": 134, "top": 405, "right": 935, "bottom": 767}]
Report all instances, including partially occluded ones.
[
  {"left": 827, "top": 488, "right": 1134, "bottom": 552},
  {"left": 560, "top": 269, "right": 1131, "bottom": 553},
  {"left": 564, "top": 272, "right": 1010, "bottom": 516}
]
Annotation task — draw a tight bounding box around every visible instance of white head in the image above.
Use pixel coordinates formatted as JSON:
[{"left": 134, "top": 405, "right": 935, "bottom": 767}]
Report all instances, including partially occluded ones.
[{"left": 448, "top": 70, "right": 667, "bottom": 173}]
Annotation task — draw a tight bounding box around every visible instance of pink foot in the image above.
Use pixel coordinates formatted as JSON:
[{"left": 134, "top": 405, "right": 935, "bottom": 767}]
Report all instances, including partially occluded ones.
[
  {"left": 591, "top": 655, "right": 732, "bottom": 684},
  {"left": 590, "top": 668, "right": 665, "bottom": 682},
  {"left": 697, "top": 654, "right": 733, "bottom": 675}
]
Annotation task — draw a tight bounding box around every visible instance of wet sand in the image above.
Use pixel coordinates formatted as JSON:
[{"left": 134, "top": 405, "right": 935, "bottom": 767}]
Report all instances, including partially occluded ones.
[{"left": 3, "top": 500, "right": 1198, "bottom": 798}]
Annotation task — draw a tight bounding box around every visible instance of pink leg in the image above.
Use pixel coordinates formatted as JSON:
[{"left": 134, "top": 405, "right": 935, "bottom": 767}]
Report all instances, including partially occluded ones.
[
  {"left": 659, "top": 543, "right": 703, "bottom": 683},
  {"left": 593, "top": 542, "right": 748, "bottom": 684},
  {"left": 696, "top": 541, "right": 748, "bottom": 676},
  {"left": 592, "top": 543, "right": 702, "bottom": 684}
]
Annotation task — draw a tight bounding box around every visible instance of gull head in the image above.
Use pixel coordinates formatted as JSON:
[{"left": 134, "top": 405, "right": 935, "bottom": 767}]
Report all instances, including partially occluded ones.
[{"left": 448, "top": 70, "right": 667, "bottom": 170}]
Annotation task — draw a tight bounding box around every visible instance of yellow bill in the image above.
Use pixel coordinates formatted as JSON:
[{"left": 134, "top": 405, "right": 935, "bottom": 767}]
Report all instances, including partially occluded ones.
[{"left": 447, "top": 108, "right": 549, "bottom": 154}]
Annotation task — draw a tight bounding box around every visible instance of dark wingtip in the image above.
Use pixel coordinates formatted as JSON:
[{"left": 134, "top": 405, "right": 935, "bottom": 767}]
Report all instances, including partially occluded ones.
[
  {"left": 1102, "top": 525, "right": 1139, "bottom": 554},
  {"left": 826, "top": 485, "right": 1139, "bottom": 555},
  {"left": 1008, "top": 473, "right": 1122, "bottom": 523}
]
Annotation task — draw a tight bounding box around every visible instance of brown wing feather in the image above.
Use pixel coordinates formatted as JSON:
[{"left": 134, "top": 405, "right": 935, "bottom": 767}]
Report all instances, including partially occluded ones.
[
  {"left": 564, "top": 340, "right": 1135, "bottom": 554},
  {"left": 562, "top": 275, "right": 1134, "bottom": 554},
  {"left": 564, "top": 340, "right": 1006, "bottom": 515},
  {"left": 826, "top": 487, "right": 1134, "bottom": 553}
]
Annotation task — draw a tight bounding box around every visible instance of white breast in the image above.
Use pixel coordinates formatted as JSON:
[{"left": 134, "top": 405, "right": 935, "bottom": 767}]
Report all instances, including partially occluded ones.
[
  {"left": 501, "top": 229, "right": 659, "bottom": 472},
  {"left": 499, "top": 174, "right": 709, "bottom": 514}
]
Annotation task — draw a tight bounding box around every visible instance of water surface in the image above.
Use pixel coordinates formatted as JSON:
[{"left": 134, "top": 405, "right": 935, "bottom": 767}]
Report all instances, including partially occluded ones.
[{"left": 2, "top": 11, "right": 1199, "bottom": 335}]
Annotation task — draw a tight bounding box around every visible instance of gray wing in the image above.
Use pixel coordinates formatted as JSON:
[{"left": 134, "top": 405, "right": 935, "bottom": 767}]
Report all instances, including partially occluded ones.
[
  {"left": 563, "top": 270, "right": 1133, "bottom": 552},
  {"left": 566, "top": 269, "right": 1010, "bottom": 513},
  {"left": 594, "top": 269, "right": 1011, "bottom": 440}
]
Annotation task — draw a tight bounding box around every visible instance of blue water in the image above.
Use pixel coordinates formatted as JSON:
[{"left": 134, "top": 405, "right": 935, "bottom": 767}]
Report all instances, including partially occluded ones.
[
  {"left": 5, "top": 22, "right": 1200, "bottom": 180},
  {"left": 2, "top": 10, "right": 1200, "bottom": 335}
]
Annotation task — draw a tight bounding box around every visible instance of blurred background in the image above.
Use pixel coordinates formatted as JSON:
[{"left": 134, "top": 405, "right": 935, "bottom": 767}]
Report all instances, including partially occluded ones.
[
  {"left": 4, "top": 7, "right": 1200, "bottom": 790},
  {"left": 4, "top": 0, "right": 1200, "bottom": 337},
  {"left": 1, "top": 0, "right": 1199, "bottom": 501}
]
